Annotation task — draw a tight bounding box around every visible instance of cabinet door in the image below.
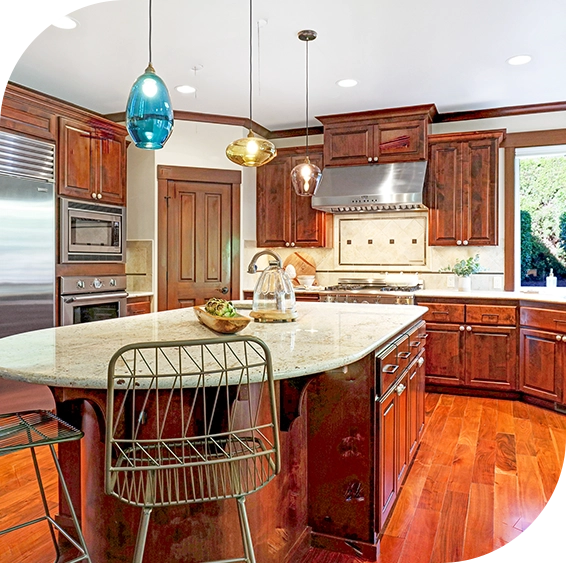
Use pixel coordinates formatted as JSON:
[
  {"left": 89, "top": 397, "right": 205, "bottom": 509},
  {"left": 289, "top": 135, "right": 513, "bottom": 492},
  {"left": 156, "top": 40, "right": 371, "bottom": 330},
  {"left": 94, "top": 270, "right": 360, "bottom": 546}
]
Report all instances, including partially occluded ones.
[
  {"left": 465, "top": 326, "right": 517, "bottom": 390},
  {"left": 323, "top": 123, "right": 374, "bottom": 167},
  {"left": 378, "top": 388, "right": 397, "bottom": 530},
  {"left": 395, "top": 373, "right": 409, "bottom": 489},
  {"left": 291, "top": 152, "right": 328, "bottom": 247},
  {"left": 408, "top": 360, "right": 420, "bottom": 461},
  {"left": 520, "top": 328, "right": 561, "bottom": 402},
  {"left": 424, "top": 322, "right": 465, "bottom": 386},
  {"left": 426, "top": 141, "right": 462, "bottom": 245},
  {"left": 462, "top": 137, "right": 498, "bottom": 245},
  {"left": 256, "top": 159, "right": 290, "bottom": 247},
  {"left": 58, "top": 117, "right": 96, "bottom": 200},
  {"left": 416, "top": 352, "right": 426, "bottom": 442},
  {"left": 375, "top": 119, "right": 427, "bottom": 163},
  {"left": 98, "top": 132, "right": 127, "bottom": 205}
]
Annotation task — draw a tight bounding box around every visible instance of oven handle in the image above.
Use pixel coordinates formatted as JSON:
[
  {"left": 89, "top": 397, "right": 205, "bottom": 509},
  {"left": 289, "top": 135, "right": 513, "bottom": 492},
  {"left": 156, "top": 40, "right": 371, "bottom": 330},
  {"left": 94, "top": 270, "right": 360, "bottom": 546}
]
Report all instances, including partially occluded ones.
[{"left": 63, "top": 291, "right": 128, "bottom": 303}]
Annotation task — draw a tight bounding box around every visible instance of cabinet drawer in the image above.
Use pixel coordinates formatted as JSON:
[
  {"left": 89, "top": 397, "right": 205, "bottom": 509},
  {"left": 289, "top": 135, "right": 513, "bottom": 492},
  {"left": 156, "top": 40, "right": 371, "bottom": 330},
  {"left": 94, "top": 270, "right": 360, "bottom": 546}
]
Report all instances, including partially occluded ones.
[
  {"left": 466, "top": 305, "right": 516, "bottom": 326},
  {"left": 420, "top": 303, "right": 465, "bottom": 323},
  {"left": 377, "top": 345, "right": 400, "bottom": 396},
  {"left": 521, "top": 306, "right": 566, "bottom": 333},
  {"left": 127, "top": 298, "right": 151, "bottom": 316}
]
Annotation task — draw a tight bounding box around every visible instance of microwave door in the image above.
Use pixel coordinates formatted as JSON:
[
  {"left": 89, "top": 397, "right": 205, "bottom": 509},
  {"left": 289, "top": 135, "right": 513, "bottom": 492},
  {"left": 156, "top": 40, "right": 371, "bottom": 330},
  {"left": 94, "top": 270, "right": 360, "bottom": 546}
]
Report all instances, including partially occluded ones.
[{"left": 69, "top": 211, "right": 122, "bottom": 254}]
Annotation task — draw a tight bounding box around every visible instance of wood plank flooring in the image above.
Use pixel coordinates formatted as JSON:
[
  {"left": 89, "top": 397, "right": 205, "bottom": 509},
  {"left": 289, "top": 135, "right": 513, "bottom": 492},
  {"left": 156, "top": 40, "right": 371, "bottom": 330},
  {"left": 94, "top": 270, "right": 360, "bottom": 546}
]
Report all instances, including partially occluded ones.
[
  {"left": 0, "top": 394, "right": 564, "bottom": 563},
  {"left": 301, "top": 394, "right": 566, "bottom": 563}
]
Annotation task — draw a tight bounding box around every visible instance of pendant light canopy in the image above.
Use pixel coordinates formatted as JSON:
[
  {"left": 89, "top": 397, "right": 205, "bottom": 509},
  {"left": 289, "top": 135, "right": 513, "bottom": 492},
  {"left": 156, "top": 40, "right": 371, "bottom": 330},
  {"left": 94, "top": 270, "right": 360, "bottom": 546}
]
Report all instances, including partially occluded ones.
[
  {"left": 126, "top": 0, "right": 173, "bottom": 150},
  {"left": 226, "top": 0, "right": 276, "bottom": 167},
  {"left": 291, "top": 30, "right": 322, "bottom": 197}
]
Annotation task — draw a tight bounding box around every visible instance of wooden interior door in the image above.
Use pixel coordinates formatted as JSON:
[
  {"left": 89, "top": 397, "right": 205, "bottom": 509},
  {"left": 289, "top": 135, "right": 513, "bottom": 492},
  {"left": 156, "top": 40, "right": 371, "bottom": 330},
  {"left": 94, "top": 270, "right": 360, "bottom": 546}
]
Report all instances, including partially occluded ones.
[{"left": 157, "top": 166, "right": 241, "bottom": 310}]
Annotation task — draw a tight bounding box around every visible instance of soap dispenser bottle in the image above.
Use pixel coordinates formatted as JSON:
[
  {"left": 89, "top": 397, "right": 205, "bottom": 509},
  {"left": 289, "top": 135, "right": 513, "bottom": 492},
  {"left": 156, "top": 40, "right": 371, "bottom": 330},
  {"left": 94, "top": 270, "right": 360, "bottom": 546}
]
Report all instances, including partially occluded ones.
[{"left": 546, "top": 268, "right": 557, "bottom": 288}]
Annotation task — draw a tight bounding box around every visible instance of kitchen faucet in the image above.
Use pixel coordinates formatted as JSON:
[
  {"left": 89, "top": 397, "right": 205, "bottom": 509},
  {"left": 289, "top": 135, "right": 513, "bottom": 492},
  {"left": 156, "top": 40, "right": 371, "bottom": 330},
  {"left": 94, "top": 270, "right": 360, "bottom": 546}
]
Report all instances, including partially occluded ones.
[{"left": 247, "top": 250, "right": 282, "bottom": 273}]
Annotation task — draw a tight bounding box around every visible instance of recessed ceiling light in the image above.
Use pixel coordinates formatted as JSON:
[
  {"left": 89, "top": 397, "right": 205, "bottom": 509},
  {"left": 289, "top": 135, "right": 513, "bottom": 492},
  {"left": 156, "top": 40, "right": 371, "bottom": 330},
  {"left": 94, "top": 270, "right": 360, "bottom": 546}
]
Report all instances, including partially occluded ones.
[
  {"left": 507, "top": 54, "right": 532, "bottom": 66},
  {"left": 336, "top": 79, "right": 358, "bottom": 88},
  {"left": 52, "top": 16, "right": 78, "bottom": 29},
  {"left": 175, "top": 85, "right": 196, "bottom": 94}
]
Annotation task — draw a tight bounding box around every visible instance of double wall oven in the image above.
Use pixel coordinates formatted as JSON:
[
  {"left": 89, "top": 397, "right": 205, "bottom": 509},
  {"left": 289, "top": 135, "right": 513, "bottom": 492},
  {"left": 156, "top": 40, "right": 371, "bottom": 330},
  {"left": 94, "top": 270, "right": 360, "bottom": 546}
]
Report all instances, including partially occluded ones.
[{"left": 59, "top": 198, "right": 128, "bottom": 326}]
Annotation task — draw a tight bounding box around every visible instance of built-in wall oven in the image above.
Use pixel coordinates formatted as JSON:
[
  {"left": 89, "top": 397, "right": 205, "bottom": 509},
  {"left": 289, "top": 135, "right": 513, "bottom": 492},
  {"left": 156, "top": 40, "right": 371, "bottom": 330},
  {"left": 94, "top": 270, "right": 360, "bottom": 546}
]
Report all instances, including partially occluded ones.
[
  {"left": 60, "top": 198, "right": 125, "bottom": 263},
  {"left": 60, "top": 275, "right": 127, "bottom": 326}
]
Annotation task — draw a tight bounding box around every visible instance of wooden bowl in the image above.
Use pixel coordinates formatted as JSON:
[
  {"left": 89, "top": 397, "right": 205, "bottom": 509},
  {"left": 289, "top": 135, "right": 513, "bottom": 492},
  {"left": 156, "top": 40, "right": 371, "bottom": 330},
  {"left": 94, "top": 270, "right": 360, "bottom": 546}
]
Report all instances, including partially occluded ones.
[{"left": 193, "top": 306, "right": 251, "bottom": 334}]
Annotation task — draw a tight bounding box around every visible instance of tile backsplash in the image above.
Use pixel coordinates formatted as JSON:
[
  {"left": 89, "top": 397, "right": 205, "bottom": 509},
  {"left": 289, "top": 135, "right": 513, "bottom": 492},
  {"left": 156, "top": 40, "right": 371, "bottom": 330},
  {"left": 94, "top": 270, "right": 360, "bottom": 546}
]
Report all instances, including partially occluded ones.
[
  {"left": 126, "top": 240, "right": 153, "bottom": 293},
  {"left": 242, "top": 211, "right": 504, "bottom": 291}
]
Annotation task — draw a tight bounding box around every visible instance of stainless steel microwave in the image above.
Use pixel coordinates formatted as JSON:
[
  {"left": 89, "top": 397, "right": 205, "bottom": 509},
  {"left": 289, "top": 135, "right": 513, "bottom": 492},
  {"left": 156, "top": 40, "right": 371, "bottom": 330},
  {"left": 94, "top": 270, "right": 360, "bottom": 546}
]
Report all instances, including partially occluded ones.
[{"left": 60, "top": 198, "right": 126, "bottom": 262}]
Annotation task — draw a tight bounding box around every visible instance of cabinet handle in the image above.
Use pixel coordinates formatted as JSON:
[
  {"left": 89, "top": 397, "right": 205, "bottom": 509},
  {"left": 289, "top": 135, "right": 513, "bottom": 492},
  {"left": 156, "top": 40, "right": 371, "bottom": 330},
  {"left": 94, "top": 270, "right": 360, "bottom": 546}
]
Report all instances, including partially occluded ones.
[
  {"left": 418, "top": 357, "right": 425, "bottom": 367},
  {"left": 97, "top": 193, "right": 102, "bottom": 199},
  {"left": 291, "top": 242, "right": 296, "bottom": 247},
  {"left": 409, "top": 341, "right": 421, "bottom": 348},
  {"left": 466, "top": 326, "right": 472, "bottom": 332},
  {"left": 285, "top": 242, "right": 290, "bottom": 247},
  {"left": 91, "top": 192, "right": 97, "bottom": 199},
  {"left": 368, "top": 157, "right": 373, "bottom": 163},
  {"left": 557, "top": 335, "right": 565, "bottom": 341},
  {"left": 373, "top": 156, "right": 379, "bottom": 162},
  {"left": 418, "top": 333, "right": 428, "bottom": 339},
  {"left": 396, "top": 383, "right": 406, "bottom": 396},
  {"left": 562, "top": 335, "right": 566, "bottom": 342},
  {"left": 459, "top": 326, "right": 465, "bottom": 331},
  {"left": 397, "top": 351, "right": 411, "bottom": 359},
  {"left": 382, "top": 364, "right": 399, "bottom": 374},
  {"left": 457, "top": 240, "right": 462, "bottom": 245}
]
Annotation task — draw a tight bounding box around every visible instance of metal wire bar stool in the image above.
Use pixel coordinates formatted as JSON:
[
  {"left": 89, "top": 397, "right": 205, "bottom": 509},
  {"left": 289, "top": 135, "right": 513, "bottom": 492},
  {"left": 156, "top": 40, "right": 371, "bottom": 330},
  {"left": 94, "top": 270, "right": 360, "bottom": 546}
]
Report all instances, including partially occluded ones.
[
  {"left": 0, "top": 379, "right": 92, "bottom": 563},
  {"left": 105, "top": 335, "right": 281, "bottom": 563}
]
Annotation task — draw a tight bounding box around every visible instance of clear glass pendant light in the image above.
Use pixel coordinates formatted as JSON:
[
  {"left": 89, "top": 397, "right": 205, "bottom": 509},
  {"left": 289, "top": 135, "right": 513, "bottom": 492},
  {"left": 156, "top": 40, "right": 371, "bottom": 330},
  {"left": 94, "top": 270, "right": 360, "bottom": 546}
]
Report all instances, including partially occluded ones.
[
  {"left": 226, "top": 0, "right": 276, "bottom": 167},
  {"left": 291, "top": 30, "right": 322, "bottom": 196},
  {"left": 126, "top": 0, "right": 173, "bottom": 150}
]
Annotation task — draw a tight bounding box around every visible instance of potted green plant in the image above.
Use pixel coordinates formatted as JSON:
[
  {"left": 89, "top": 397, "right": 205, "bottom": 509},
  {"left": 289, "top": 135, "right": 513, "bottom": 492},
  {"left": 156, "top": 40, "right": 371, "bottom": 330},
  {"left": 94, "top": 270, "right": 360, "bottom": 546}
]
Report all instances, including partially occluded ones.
[{"left": 443, "top": 254, "right": 482, "bottom": 291}]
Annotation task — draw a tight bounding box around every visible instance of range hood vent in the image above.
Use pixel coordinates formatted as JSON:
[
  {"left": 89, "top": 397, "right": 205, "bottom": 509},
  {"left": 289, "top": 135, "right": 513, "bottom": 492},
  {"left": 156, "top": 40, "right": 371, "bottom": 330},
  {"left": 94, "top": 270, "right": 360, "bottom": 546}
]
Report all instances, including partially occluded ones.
[{"left": 311, "top": 161, "right": 428, "bottom": 213}]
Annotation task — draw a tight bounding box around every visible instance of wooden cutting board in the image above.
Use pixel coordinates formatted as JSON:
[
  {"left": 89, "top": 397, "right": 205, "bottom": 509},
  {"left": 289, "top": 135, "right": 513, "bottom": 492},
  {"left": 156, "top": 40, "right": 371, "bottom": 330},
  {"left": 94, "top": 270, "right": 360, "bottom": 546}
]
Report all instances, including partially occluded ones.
[{"left": 283, "top": 252, "right": 317, "bottom": 282}]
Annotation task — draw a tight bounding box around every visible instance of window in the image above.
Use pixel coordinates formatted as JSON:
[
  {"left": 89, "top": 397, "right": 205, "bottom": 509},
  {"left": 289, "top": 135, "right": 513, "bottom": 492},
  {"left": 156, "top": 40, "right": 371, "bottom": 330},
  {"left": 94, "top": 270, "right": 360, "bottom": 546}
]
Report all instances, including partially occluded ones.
[{"left": 516, "top": 145, "right": 566, "bottom": 287}]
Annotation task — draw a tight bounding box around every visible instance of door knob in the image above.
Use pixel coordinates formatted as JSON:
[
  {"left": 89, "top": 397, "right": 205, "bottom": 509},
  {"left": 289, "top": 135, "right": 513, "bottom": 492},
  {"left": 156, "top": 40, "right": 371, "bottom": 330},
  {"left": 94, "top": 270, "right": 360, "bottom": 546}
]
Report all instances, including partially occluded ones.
[{"left": 218, "top": 287, "right": 229, "bottom": 294}]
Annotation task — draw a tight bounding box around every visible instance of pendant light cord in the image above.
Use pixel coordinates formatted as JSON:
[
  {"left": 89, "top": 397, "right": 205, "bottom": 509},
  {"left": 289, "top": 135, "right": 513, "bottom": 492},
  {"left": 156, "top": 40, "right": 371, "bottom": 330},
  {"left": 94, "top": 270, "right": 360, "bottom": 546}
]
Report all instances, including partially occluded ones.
[
  {"left": 148, "top": 0, "right": 153, "bottom": 64},
  {"left": 305, "top": 38, "right": 310, "bottom": 158},
  {"left": 249, "top": 0, "right": 253, "bottom": 132}
]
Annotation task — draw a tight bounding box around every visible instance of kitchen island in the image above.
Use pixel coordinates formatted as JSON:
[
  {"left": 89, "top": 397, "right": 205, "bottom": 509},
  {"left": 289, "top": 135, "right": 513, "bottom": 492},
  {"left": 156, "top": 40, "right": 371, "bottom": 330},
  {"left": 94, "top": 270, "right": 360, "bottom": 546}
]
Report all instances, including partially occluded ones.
[{"left": 0, "top": 302, "right": 427, "bottom": 562}]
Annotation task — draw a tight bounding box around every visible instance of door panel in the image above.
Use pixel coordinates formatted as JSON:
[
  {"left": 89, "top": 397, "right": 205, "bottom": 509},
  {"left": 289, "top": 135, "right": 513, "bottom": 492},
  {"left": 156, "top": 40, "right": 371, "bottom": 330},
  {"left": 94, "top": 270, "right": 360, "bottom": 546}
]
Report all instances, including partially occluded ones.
[
  {"left": 424, "top": 323, "right": 464, "bottom": 386},
  {"left": 99, "top": 135, "right": 126, "bottom": 205},
  {"left": 179, "top": 189, "right": 196, "bottom": 281},
  {"left": 465, "top": 326, "right": 517, "bottom": 390},
  {"left": 59, "top": 117, "right": 94, "bottom": 199}
]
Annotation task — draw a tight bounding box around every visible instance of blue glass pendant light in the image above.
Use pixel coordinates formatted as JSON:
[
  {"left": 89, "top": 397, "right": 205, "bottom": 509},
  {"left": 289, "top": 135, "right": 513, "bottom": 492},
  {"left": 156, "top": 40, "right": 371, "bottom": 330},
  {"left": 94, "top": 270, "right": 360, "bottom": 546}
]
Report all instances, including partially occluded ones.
[{"left": 126, "top": 0, "right": 173, "bottom": 149}]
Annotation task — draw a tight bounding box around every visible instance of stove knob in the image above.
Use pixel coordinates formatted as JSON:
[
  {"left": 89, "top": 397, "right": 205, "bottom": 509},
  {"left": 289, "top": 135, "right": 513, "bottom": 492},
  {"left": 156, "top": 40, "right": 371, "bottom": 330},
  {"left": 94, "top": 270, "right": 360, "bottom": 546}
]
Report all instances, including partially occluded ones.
[
  {"left": 92, "top": 278, "right": 103, "bottom": 290},
  {"left": 76, "top": 280, "right": 85, "bottom": 290},
  {"left": 109, "top": 278, "right": 117, "bottom": 287}
]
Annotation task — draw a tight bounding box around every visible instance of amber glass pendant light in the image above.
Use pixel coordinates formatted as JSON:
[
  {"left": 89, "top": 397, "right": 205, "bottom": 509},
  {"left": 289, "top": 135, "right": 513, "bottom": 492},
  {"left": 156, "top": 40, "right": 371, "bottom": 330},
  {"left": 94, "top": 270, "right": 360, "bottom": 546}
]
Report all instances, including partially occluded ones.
[
  {"left": 226, "top": 0, "right": 276, "bottom": 167},
  {"left": 291, "top": 30, "right": 322, "bottom": 196},
  {"left": 125, "top": 0, "right": 173, "bottom": 149}
]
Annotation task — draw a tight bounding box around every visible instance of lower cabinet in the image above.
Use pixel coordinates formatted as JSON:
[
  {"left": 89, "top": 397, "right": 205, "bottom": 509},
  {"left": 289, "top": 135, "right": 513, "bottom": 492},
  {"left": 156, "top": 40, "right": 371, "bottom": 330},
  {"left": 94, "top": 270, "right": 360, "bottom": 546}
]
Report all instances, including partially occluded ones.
[
  {"left": 307, "top": 320, "right": 426, "bottom": 557},
  {"left": 126, "top": 296, "right": 152, "bottom": 316},
  {"left": 520, "top": 328, "right": 563, "bottom": 402},
  {"left": 419, "top": 301, "right": 517, "bottom": 392}
]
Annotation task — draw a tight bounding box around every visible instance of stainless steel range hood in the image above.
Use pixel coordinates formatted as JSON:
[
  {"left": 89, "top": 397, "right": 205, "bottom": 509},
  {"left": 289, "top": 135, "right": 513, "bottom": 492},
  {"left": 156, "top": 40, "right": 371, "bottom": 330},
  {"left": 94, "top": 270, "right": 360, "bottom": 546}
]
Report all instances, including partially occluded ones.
[{"left": 311, "top": 160, "right": 428, "bottom": 213}]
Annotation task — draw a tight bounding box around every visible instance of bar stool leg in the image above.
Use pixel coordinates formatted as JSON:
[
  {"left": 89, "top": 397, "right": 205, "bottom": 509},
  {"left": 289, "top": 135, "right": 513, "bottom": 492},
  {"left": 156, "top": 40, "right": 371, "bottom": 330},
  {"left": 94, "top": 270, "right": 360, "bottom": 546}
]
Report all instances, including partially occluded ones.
[
  {"left": 133, "top": 507, "right": 153, "bottom": 563},
  {"left": 49, "top": 444, "right": 92, "bottom": 562},
  {"left": 29, "top": 446, "right": 60, "bottom": 561},
  {"left": 236, "top": 496, "right": 256, "bottom": 563}
]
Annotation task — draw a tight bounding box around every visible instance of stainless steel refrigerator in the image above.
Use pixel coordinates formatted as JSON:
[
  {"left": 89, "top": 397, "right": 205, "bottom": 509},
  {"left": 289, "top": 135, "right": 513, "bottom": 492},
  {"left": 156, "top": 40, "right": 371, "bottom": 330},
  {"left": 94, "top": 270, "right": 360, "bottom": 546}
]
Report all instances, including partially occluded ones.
[{"left": 0, "top": 131, "right": 55, "bottom": 338}]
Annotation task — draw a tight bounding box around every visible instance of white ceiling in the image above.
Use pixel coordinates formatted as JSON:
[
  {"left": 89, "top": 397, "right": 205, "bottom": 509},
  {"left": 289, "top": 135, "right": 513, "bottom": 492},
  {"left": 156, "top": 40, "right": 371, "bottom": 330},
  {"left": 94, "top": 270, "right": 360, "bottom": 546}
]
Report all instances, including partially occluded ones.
[{"left": 6, "top": 0, "right": 566, "bottom": 131}]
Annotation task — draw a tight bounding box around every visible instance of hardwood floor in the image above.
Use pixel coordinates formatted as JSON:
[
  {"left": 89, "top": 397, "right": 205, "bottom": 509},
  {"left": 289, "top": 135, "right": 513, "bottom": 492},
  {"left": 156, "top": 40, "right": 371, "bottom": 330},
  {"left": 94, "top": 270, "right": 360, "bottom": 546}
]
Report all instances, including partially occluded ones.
[
  {"left": 301, "top": 394, "right": 566, "bottom": 563},
  {"left": 0, "top": 394, "right": 564, "bottom": 563}
]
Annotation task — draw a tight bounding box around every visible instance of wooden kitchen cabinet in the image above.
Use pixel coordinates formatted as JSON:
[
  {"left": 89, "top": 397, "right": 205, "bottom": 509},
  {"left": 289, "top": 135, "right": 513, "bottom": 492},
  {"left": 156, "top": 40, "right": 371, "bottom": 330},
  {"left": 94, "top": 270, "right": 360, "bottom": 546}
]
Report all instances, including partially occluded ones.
[
  {"left": 419, "top": 300, "right": 517, "bottom": 391},
  {"left": 126, "top": 295, "right": 152, "bottom": 316},
  {"left": 318, "top": 105, "right": 436, "bottom": 167},
  {"left": 426, "top": 130, "right": 504, "bottom": 246},
  {"left": 519, "top": 306, "right": 566, "bottom": 403},
  {"left": 256, "top": 146, "right": 331, "bottom": 248},
  {"left": 59, "top": 116, "right": 127, "bottom": 206}
]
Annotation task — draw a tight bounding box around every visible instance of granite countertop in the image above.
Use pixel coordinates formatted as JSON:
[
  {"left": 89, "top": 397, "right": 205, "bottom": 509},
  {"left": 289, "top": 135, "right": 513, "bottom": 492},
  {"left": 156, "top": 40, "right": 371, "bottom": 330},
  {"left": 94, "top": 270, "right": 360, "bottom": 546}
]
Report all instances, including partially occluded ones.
[{"left": 0, "top": 302, "right": 426, "bottom": 389}]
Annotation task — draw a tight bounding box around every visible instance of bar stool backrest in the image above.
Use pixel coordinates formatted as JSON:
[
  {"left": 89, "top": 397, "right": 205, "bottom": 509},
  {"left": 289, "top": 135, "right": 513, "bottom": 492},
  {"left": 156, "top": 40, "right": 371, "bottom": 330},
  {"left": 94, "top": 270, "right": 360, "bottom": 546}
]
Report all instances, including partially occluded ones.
[{"left": 105, "top": 335, "right": 280, "bottom": 508}]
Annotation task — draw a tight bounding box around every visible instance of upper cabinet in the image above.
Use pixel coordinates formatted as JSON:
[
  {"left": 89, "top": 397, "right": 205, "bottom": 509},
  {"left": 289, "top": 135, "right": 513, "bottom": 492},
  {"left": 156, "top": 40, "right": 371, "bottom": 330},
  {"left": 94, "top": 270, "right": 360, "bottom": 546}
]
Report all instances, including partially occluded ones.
[
  {"left": 256, "top": 146, "right": 332, "bottom": 248},
  {"left": 318, "top": 104, "right": 437, "bottom": 167},
  {"left": 426, "top": 130, "right": 505, "bottom": 246},
  {"left": 59, "top": 117, "right": 127, "bottom": 206}
]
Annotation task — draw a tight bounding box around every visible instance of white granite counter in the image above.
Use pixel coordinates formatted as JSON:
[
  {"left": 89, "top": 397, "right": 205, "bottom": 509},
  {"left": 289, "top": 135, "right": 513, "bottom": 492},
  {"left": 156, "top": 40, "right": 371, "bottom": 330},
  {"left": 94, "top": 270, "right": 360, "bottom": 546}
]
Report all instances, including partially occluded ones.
[
  {"left": 0, "top": 302, "right": 426, "bottom": 389},
  {"left": 414, "top": 289, "right": 566, "bottom": 304}
]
